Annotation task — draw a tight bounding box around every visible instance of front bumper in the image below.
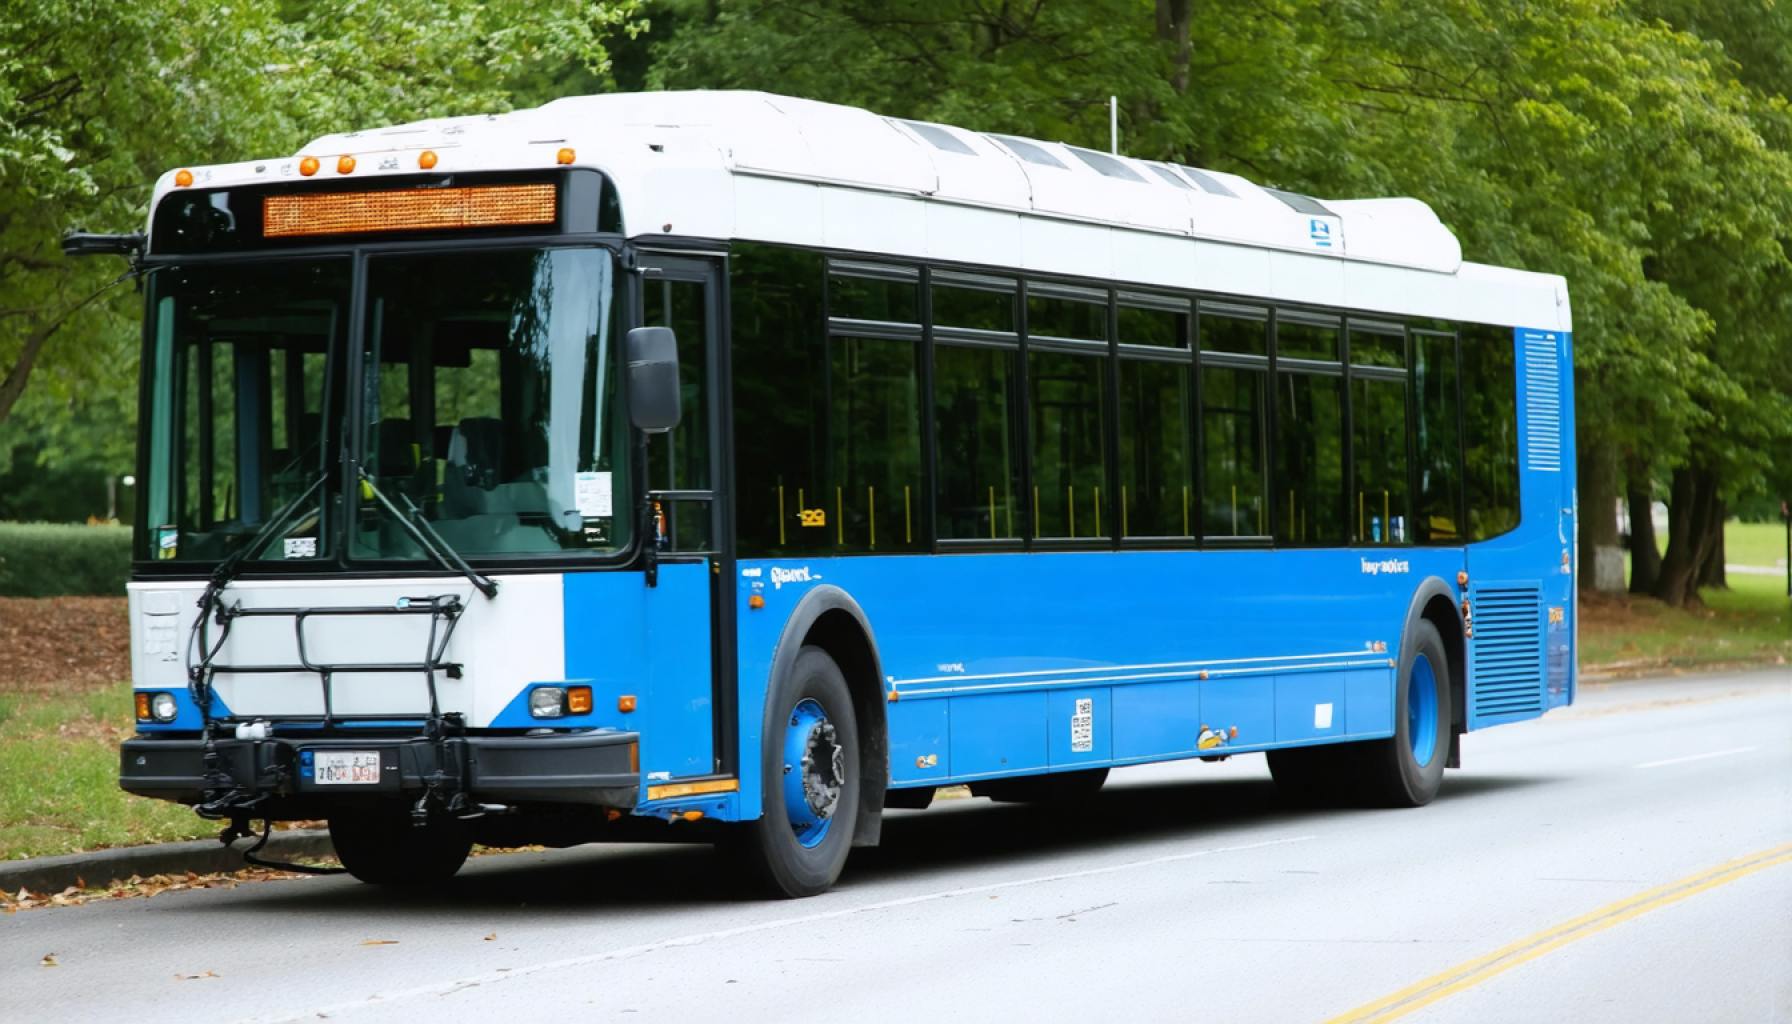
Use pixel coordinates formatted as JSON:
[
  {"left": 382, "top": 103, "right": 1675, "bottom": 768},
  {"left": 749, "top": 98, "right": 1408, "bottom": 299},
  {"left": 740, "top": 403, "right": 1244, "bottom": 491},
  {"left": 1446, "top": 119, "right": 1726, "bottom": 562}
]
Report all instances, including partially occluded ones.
[{"left": 121, "top": 729, "right": 639, "bottom": 810}]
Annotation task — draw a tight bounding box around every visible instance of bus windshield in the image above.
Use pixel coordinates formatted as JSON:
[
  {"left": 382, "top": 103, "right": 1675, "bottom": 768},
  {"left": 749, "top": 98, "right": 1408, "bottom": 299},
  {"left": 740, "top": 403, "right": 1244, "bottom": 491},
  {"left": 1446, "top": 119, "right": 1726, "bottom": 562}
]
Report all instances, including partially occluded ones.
[
  {"left": 355, "top": 247, "right": 628, "bottom": 559},
  {"left": 140, "top": 258, "right": 347, "bottom": 563},
  {"left": 138, "top": 246, "right": 629, "bottom": 565}
]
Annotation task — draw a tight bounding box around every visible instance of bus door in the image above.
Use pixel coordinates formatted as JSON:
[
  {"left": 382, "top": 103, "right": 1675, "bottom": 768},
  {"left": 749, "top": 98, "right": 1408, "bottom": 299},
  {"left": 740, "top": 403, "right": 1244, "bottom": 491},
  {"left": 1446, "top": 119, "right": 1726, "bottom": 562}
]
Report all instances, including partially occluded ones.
[{"left": 633, "top": 253, "right": 736, "bottom": 781}]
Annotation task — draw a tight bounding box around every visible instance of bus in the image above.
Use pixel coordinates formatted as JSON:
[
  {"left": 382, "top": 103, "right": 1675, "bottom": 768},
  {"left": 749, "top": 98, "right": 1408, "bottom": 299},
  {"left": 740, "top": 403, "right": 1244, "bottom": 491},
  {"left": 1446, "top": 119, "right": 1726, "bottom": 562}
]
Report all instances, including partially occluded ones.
[{"left": 80, "top": 91, "right": 1575, "bottom": 898}]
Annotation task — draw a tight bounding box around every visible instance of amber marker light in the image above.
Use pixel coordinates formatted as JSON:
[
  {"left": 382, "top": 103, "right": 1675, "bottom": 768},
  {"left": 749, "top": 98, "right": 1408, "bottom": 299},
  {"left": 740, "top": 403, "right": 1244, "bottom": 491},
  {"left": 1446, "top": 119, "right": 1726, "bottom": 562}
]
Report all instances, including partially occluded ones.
[
  {"left": 299, "top": 156, "right": 320, "bottom": 177},
  {"left": 618, "top": 695, "right": 638, "bottom": 713},
  {"left": 174, "top": 169, "right": 194, "bottom": 188},
  {"left": 556, "top": 147, "right": 576, "bottom": 165},
  {"left": 748, "top": 594, "right": 765, "bottom": 610},
  {"left": 418, "top": 149, "right": 438, "bottom": 170},
  {"left": 337, "top": 155, "right": 356, "bottom": 174},
  {"left": 135, "top": 693, "right": 152, "bottom": 721},
  {"left": 567, "top": 686, "right": 593, "bottom": 715}
]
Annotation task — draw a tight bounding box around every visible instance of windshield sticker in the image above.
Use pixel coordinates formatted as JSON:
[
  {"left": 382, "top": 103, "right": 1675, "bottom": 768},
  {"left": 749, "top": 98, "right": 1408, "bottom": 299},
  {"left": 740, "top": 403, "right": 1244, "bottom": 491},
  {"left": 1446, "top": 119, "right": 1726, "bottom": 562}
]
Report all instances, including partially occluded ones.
[
  {"left": 575, "top": 471, "right": 613, "bottom": 518},
  {"left": 283, "top": 537, "right": 318, "bottom": 559}
]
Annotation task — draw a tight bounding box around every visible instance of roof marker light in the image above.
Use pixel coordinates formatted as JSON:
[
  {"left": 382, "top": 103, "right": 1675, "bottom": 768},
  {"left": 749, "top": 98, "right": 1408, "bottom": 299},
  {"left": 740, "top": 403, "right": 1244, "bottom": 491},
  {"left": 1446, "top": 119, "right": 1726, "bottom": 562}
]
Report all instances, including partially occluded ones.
[
  {"left": 337, "top": 155, "right": 356, "bottom": 174},
  {"left": 418, "top": 149, "right": 438, "bottom": 170},
  {"left": 299, "top": 156, "right": 320, "bottom": 177},
  {"left": 174, "top": 169, "right": 194, "bottom": 188},
  {"left": 556, "top": 147, "right": 576, "bottom": 165}
]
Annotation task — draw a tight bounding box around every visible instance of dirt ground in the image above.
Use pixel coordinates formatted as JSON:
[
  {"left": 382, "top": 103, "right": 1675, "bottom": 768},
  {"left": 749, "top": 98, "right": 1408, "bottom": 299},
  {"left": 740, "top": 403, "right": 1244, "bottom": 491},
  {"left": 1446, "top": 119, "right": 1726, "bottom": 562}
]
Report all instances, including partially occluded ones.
[{"left": 0, "top": 597, "right": 131, "bottom": 695}]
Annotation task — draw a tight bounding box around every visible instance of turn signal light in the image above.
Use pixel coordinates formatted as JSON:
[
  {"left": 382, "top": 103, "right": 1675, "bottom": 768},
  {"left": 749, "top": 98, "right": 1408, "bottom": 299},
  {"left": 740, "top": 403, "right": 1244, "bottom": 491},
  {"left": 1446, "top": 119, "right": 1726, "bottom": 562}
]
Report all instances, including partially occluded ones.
[
  {"left": 135, "top": 693, "right": 152, "bottom": 721},
  {"left": 618, "top": 694, "right": 637, "bottom": 713},
  {"left": 748, "top": 594, "right": 765, "bottom": 610},
  {"left": 299, "top": 156, "right": 320, "bottom": 177},
  {"left": 567, "top": 686, "right": 593, "bottom": 715},
  {"left": 174, "top": 169, "right": 194, "bottom": 188}
]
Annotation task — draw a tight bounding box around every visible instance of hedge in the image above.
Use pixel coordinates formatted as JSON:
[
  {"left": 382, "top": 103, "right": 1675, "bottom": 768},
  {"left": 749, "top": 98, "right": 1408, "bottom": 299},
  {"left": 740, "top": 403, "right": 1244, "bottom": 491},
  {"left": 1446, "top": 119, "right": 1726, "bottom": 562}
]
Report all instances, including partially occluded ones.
[{"left": 0, "top": 523, "right": 132, "bottom": 597}]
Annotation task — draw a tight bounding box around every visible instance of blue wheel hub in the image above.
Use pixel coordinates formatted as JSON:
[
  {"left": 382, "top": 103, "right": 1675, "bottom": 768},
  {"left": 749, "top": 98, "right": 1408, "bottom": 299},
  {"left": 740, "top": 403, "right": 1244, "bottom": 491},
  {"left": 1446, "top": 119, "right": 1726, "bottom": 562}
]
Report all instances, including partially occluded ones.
[
  {"left": 1407, "top": 653, "right": 1439, "bottom": 768},
  {"left": 780, "top": 698, "right": 844, "bottom": 848}
]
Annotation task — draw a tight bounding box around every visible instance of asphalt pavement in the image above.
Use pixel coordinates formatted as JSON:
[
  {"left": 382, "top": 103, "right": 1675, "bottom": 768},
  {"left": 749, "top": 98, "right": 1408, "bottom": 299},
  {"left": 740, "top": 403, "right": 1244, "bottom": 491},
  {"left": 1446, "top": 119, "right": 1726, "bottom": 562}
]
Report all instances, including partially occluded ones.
[{"left": 5, "top": 667, "right": 1788, "bottom": 1023}]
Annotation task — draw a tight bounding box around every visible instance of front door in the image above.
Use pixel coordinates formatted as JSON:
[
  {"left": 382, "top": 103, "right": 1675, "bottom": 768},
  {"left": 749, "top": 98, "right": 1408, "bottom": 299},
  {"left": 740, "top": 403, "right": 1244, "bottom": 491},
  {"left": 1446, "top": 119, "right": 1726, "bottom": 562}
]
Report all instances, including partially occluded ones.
[{"left": 636, "top": 253, "right": 735, "bottom": 780}]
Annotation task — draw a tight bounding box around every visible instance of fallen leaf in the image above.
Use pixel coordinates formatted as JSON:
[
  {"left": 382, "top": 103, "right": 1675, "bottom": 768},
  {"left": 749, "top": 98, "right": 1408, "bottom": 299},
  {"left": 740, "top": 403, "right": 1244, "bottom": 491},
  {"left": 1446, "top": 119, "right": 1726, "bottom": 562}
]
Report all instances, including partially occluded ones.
[
  {"left": 41, "top": 954, "right": 59, "bottom": 967},
  {"left": 175, "top": 970, "right": 220, "bottom": 981},
  {"left": 483, "top": 933, "right": 497, "bottom": 942},
  {"left": 359, "top": 939, "right": 399, "bottom": 946}
]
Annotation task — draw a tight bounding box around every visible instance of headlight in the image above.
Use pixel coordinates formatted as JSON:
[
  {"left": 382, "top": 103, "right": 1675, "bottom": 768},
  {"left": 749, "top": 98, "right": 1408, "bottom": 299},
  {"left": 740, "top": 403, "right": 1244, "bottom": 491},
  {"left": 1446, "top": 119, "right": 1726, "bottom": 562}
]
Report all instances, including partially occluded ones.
[
  {"left": 139, "top": 692, "right": 179, "bottom": 723},
  {"left": 529, "top": 686, "right": 566, "bottom": 718}
]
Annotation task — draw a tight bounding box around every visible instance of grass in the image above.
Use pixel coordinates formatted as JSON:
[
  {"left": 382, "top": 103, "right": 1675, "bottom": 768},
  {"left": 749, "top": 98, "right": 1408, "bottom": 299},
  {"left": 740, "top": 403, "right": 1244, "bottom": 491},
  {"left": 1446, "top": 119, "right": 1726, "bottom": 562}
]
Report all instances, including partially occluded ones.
[
  {"left": 1580, "top": 547, "right": 1791, "bottom": 675},
  {"left": 1724, "top": 520, "right": 1790, "bottom": 570},
  {"left": 0, "top": 681, "right": 212, "bottom": 861}
]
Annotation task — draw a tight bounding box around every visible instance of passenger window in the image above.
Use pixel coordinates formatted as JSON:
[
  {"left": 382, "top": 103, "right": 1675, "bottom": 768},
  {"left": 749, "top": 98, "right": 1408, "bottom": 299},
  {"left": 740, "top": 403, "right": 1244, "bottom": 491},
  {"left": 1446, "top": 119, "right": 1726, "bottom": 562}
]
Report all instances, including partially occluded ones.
[
  {"left": 1274, "top": 371, "right": 1346, "bottom": 544},
  {"left": 1353, "top": 376, "right": 1410, "bottom": 544},
  {"left": 1119, "top": 357, "right": 1193, "bottom": 538},
  {"left": 1460, "top": 324, "right": 1520, "bottom": 539},
  {"left": 932, "top": 276, "right": 1017, "bottom": 335},
  {"left": 1028, "top": 348, "right": 1108, "bottom": 539},
  {"left": 1413, "top": 330, "right": 1462, "bottom": 542},
  {"left": 829, "top": 336, "right": 924, "bottom": 551},
  {"left": 1201, "top": 365, "right": 1268, "bottom": 538},
  {"left": 935, "top": 344, "right": 1022, "bottom": 541}
]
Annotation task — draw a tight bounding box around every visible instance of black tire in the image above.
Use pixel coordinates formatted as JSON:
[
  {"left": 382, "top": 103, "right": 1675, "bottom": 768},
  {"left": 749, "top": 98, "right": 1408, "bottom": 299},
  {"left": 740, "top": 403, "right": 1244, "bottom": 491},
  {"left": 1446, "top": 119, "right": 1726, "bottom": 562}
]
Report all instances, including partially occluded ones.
[
  {"left": 725, "top": 646, "right": 861, "bottom": 898},
  {"left": 1358, "top": 619, "right": 1452, "bottom": 807},
  {"left": 970, "top": 767, "right": 1109, "bottom": 804},
  {"left": 328, "top": 808, "right": 472, "bottom": 886}
]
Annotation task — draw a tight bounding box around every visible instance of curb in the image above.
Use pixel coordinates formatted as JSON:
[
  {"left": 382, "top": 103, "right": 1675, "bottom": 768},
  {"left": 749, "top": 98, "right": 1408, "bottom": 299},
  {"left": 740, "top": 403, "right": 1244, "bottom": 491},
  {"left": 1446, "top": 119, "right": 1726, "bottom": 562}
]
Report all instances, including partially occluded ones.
[{"left": 0, "top": 830, "right": 335, "bottom": 895}]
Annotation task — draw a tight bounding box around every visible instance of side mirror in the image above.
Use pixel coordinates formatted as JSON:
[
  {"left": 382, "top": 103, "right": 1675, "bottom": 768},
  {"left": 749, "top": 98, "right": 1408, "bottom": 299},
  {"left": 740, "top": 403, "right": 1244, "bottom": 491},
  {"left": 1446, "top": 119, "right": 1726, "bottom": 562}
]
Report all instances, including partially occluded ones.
[{"left": 625, "top": 326, "right": 682, "bottom": 433}]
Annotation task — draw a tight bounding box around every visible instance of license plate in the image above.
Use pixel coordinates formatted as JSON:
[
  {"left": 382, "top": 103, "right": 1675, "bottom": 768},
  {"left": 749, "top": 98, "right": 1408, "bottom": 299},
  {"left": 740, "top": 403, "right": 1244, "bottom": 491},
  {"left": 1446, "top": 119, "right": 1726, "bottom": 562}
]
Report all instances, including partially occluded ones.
[{"left": 313, "top": 750, "right": 381, "bottom": 785}]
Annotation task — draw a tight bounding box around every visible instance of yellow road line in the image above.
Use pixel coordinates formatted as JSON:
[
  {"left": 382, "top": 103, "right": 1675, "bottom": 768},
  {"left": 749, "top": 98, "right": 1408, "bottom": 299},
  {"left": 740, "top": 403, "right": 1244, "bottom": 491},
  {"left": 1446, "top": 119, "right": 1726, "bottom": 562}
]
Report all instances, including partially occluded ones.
[{"left": 1327, "top": 843, "right": 1792, "bottom": 1024}]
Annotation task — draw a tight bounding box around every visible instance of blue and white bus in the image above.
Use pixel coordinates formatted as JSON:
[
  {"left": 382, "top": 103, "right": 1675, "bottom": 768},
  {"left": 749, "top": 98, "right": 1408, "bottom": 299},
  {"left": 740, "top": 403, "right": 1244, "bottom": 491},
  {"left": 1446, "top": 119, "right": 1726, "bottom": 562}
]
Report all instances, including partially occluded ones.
[{"left": 90, "top": 92, "right": 1575, "bottom": 897}]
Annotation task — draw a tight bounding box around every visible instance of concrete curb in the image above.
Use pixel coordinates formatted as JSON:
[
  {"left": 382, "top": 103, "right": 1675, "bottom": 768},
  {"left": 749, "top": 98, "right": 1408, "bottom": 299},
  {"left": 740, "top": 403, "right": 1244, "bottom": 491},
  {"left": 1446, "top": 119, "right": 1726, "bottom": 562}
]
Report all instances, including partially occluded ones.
[{"left": 0, "top": 830, "right": 335, "bottom": 895}]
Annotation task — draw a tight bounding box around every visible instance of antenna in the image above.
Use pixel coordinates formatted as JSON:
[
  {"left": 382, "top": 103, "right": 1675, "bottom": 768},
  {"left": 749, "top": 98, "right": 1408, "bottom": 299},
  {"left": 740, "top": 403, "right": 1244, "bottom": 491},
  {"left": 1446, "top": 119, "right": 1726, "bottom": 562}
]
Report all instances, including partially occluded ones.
[{"left": 1109, "top": 96, "right": 1119, "bottom": 154}]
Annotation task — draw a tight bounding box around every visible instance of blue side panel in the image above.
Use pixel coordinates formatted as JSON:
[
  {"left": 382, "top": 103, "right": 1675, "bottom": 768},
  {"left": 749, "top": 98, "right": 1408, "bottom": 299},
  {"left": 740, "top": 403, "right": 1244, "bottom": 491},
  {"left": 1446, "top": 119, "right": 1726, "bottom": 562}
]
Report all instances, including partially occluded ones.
[
  {"left": 1200, "top": 676, "right": 1277, "bottom": 748},
  {"left": 888, "top": 700, "right": 948, "bottom": 786},
  {"left": 562, "top": 563, "right": 713, "bottom": 783},
  {"left": 1343, "top": 668, "right": 1393, "bottom": 736},
  {"left": 1047, "top": 688, "right": 1111, "bottom": 766},
  {"left": 1274, "top": 671, "right": 1348, "bottom": 745},
  {"left": 949, "top": 691, "right": 1048, "bottom": 778},
  {"left": 1112, "top": 682, "right": 1201, "bottom": 761}
]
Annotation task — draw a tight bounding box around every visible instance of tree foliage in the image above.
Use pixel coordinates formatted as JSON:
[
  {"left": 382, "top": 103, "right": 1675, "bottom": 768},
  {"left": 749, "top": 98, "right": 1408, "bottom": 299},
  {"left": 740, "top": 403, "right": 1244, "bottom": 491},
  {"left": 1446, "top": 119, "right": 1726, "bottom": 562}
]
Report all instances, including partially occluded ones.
[{"left": 2, "top": 0, "right": 1786, "bottom": 607}]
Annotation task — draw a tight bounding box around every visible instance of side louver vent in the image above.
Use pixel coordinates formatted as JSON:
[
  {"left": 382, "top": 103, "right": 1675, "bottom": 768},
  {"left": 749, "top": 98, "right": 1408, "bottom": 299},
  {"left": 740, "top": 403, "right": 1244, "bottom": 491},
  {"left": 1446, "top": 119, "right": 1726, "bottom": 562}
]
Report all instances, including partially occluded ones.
[
  {"left": 1470, "top": 584, "right": 1544, "bottom": 722},
  {"left": 1522, "top": 331, "right": 1562, "bottom": 472}
]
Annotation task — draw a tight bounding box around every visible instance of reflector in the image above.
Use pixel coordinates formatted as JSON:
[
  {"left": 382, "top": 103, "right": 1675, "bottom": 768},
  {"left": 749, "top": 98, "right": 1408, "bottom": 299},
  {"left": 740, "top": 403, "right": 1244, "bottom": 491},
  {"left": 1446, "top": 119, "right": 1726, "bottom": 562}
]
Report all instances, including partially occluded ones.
[{"left": 263, "top": 183, "right": 557, "bottom": 238}]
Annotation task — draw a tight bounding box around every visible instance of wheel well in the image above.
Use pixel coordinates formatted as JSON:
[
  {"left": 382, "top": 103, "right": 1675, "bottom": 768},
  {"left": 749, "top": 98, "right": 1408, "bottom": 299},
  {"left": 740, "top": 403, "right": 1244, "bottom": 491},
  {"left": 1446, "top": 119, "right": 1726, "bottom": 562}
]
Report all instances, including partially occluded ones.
[
  {"left": 802, "top": 609, "right": 888, "bottom": 847},
  {"left": 1420, "top": 594, "right": 1467, "bottom": 733}
]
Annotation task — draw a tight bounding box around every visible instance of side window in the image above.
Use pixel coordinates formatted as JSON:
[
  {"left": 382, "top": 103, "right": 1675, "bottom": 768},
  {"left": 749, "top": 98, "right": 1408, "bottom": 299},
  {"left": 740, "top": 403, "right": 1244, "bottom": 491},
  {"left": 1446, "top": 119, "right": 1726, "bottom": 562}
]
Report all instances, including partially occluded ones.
[
  {"left": 731, "top": 244, "right": 826, "bottom": 555},
  {"left": 1274, "top": 314, "right": 1345, "bottom": 545},
  {"left": 827, "top": 264, "right": 924, "bottom": 552},
  {"left": 1117, "top": 294, "right": 1192, "bottom": 539},
  {"left": 1198, "top": 307, "right": 1269, "bottom": 538},
  {"left": 1460, "top": 324, "right": 1520, "bottom": 539},
  {"left": 1026, "top": 284, "right": 1109, "bottom": 540},
  {"left": 1349, "top": 322, "right": 1410, "bottom": 545},
  {"left": 643, "top": 274, "right": 713, "bottom": 551},
  {"left": 1413, "top": 330, "right": 1462, "bottom": 542},
  {"left": 933, "top": 275, "right": 1021, "bottom": 541}
]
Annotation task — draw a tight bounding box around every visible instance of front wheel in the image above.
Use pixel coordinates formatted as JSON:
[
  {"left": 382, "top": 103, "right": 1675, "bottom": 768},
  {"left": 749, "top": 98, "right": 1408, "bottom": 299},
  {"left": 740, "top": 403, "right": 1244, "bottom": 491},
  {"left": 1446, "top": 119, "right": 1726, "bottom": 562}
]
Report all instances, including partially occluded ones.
[
  {"left": 328, "top": 808, "right": 472, "bottom": 885},
  {"left": 723, "top": 646, "right": 861, "bottom": 898}
]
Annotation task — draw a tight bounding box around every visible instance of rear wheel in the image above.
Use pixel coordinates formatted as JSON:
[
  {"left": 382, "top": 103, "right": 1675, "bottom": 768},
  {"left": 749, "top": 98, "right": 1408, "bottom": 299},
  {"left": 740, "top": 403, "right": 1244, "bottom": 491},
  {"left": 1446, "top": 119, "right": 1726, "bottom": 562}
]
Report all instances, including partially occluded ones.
[
  {"left": 1360, "top": 619, "right": 1452, "bottom": 807},
  {"left": 724, "top": 646, "right": 861, "bottom": 898},
  {"left": 328, "top": 808, "right": 472, "bottom": 885}
]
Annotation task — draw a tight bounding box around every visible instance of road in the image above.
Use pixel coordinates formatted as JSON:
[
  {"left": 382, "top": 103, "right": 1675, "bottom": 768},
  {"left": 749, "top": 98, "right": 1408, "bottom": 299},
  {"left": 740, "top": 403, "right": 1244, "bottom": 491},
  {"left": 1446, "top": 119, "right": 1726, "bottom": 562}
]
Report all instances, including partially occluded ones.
[{"left": 6, "top": 668, "right": 1789, "bottom": 1023}]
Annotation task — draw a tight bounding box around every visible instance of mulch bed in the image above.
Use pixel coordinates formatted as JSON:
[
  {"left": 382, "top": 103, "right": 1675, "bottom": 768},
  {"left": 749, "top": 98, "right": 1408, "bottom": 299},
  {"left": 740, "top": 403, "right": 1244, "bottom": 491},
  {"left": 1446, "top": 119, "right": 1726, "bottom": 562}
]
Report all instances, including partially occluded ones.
[{"left": 0, "top": 597, "right": 131, "bottom": 695}]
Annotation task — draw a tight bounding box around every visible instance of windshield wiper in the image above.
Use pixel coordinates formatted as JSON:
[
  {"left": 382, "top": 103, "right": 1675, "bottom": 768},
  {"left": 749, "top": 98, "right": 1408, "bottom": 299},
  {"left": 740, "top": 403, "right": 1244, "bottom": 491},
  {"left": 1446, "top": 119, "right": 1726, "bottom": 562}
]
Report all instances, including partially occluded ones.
[
  {"left": 201, "top": 470, "right": 331, "bottom": 606},
  {"left": 356, "top": 467, "right": 499, "bottom": 600}
]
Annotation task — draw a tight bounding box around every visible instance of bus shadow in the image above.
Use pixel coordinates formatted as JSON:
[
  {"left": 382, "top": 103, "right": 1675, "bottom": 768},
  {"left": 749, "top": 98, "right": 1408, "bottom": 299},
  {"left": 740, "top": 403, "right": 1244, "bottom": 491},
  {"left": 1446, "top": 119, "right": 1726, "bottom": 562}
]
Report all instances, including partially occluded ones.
[{"left": 196, "top": 771, "right": 1550, "bottom": 918}]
